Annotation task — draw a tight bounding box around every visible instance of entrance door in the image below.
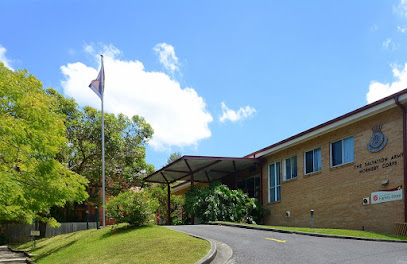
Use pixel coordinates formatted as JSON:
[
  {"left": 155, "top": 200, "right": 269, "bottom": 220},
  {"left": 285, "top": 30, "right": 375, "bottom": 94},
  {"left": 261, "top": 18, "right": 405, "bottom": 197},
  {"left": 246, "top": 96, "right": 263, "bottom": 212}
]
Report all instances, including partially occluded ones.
[{"left": 238, "top": 174, "right": 260, "bottom": 199}]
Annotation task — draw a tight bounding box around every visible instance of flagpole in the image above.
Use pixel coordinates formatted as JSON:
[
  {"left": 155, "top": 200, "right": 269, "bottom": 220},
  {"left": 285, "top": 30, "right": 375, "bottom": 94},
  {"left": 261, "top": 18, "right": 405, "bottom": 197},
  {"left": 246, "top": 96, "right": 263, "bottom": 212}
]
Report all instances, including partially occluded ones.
[
  {"left": 101, "top": 55, "right": 106, "bottom": 228},
  {"left": 89, "top": 55, "right": 106, "bottom": 228}
]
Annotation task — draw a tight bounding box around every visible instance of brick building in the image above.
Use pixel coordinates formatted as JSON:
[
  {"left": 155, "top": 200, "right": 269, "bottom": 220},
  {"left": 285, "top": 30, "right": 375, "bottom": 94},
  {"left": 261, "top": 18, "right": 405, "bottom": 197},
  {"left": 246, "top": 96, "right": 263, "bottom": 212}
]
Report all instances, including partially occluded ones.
[{"left": 145, "top": 89, "right": 407, "bottom": 234}]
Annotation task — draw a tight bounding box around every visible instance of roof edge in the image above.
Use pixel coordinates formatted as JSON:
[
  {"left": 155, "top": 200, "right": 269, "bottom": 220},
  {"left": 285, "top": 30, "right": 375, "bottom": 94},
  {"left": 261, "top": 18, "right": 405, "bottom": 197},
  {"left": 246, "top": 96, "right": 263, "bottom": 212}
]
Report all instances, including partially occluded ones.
[
  {"left": 143, "top": 155, "right": 263, "bottom": 182},
  {"left": 245, "top": 88, "right": 407, "bottom": 158}
]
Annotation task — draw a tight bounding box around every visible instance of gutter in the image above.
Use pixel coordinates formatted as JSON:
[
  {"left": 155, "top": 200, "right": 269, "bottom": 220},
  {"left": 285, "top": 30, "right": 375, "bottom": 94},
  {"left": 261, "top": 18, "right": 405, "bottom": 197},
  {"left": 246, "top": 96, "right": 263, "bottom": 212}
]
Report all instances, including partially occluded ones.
[
  {"left": 246, "top": 88, "right": 407, "bottom": 159},
  {"left": 395, "top": 95, "right": 407, "bottom": 223}
]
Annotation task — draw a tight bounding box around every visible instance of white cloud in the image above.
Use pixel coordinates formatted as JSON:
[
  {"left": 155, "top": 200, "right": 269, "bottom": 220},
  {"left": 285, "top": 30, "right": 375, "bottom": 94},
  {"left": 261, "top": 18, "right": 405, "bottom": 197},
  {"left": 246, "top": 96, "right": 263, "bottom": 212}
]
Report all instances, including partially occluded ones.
[
  {"left": 0, "top": 45, "right": 13, "bottom": 70},
  {"left": 382, "top": 38, "right": 399, "bottom": 50},
  {"left": 61, "top": 44, "right": 213, "bottom": 150},
  {"left": 370, "top": 24, "right": 378, "bottom": 32},
  {"left": 219, "top": 102, "right": 256, "bottom": 123},
  {"left": 153, "top": 43, "right": 179, "bottom": 73},
  {"left": 366, "top": 64, "right": 407, "bottom": 103},
  {"left": 394, "top": 0, "right": 407, "bottom": 17},
  {"left": 382, "top": 38, "right": 392, "bottom": 49},
  {"left": 84, "top": 45, "right": 95, "bottom": 54},
  {"left": 397, "top": 25, "right": 407, "bottom": 33}
]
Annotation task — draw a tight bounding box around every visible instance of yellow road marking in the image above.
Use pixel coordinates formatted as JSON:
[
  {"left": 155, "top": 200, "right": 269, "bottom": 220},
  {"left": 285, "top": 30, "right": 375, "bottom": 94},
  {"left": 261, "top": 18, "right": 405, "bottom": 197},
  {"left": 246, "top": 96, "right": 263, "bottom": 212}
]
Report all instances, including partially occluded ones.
[{"left": 265, "top": 237, "right": 286, "bottom": 243}]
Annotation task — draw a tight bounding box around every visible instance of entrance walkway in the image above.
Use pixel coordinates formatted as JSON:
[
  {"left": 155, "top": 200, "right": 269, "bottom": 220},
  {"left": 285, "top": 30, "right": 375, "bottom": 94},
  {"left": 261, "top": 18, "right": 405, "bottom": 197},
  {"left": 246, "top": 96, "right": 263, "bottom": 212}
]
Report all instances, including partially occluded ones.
[{"left": 0, "top": 245, "right": 31, "bottom": 264}]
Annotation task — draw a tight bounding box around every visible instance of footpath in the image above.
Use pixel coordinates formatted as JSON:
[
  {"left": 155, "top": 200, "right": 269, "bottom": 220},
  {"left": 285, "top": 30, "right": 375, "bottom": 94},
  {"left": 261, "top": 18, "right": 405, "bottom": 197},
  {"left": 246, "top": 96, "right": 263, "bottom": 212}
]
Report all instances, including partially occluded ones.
[{"left": 0, "top": 245, "right": 34, "bottom": 264}]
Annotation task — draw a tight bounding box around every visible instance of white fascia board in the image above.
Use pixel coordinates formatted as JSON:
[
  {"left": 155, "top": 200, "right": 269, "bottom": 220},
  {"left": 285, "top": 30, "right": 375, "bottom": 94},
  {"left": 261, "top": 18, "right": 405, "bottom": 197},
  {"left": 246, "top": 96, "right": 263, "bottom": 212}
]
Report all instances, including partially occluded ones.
[
  {"left": 257, "top": 95, "right": 407, "bottom": 158},
  {"left": 172, "top": 182, "right": 189, "bottom": 192}
]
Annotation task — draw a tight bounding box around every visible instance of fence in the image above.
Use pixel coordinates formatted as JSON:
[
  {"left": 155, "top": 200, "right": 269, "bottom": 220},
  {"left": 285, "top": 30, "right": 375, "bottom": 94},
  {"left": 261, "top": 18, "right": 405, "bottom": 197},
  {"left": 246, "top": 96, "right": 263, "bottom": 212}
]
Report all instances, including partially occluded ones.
[
  {"left": 3, "top": 222, "right": 97, "bottom": 243},
  {"left": 395, "top": 222, "right": 407, "bottom": 237}
]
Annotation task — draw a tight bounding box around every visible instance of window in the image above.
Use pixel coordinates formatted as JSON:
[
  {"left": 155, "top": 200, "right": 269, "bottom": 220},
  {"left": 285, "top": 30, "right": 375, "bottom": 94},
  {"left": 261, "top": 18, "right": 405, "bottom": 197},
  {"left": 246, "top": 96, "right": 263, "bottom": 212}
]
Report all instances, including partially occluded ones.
[
  {"left": 331, "top": 136, "right": 354, "bottom": 167},
  {"left": 237, "top": 175, "right": 260, "bottom": 198},
  {"left": 304, "top": 147, "right": 321, "bottom": 174},
  {"left": 283, "top": 156, "right": 297, "bottom": 181},
  {"left": 268, "top": 162, "right": 281, "bottom": 202}
]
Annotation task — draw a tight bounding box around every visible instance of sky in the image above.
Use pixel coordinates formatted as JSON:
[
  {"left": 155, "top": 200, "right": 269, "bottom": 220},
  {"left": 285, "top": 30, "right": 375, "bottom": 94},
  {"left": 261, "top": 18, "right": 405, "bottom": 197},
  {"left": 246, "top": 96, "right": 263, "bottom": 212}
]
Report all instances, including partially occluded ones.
[{"left": 2, "top": 0, "right": 407, "bottom": 170}]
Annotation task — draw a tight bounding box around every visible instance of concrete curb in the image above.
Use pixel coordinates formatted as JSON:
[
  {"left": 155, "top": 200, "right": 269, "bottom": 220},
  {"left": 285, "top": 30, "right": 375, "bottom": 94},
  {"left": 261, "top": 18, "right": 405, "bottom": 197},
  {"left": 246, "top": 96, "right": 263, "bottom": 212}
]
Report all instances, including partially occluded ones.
[
  {"left": 196, "top": 238, "right": 216, "bottom": 264},
  {"left": 168, "top": 230, "right": 217, "bottom": 264},
  {"left": 7, "top": 245, "right": 36, "bottom": 264},
  {"left": 208, "top": 222, "right": 407, "bottom": 243}
]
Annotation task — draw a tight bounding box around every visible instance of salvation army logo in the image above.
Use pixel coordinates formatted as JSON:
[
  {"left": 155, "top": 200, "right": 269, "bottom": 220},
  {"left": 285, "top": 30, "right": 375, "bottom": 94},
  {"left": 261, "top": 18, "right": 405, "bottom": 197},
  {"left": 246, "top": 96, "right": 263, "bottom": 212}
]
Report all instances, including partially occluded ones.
[
  {"left": 367, "top": 125, "right": 387, "bottom": 153},
  {"left": 373, "top": 195, "right": 378, "bottom": 202}
]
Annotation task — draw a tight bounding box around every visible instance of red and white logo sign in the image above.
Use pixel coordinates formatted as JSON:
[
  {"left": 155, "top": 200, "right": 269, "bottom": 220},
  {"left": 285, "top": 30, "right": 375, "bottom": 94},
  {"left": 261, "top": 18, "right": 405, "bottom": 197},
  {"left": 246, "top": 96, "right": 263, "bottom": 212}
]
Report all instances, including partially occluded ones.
[{"left": 371, "top": 186, "right": 403, "bottom": 204}]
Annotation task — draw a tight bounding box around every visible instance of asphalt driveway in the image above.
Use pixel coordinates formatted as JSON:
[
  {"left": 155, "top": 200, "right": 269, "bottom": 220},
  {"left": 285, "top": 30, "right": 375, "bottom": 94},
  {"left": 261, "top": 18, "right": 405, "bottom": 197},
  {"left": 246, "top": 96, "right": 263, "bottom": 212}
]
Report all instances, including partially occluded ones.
[{"left": 166, "top": 224, "right": 407, "bottom": 264}]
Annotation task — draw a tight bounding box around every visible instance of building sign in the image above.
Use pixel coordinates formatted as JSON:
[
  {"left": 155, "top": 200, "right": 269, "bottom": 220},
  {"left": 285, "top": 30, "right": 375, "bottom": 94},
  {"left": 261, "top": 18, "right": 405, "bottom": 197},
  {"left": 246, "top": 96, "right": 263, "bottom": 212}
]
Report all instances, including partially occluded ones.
[
  {"left": 371, "top": 186, "right": 403, "bottom": 204},
  {"left": 30, "top": 230, "right": 40, "bottom": 236},
  {"left": 354, "top": 152, "right": 403, "bottom": 173},
  {"left": 367, "top": 124, "right": 387, "bottom": 153}
]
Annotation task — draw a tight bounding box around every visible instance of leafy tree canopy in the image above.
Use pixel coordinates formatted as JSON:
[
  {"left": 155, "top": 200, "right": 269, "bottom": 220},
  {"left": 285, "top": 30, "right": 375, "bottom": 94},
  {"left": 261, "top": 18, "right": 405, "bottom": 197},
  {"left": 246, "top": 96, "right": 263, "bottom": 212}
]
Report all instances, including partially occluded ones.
[
  {"left": 167, "top": 151, "right": 182, "bottom": 164},
  {"left": 47, "top": 88, "right": 155, "bottom": 204},
  {"left": 0, "top": 63, "right": 88, "bottom": 226}
]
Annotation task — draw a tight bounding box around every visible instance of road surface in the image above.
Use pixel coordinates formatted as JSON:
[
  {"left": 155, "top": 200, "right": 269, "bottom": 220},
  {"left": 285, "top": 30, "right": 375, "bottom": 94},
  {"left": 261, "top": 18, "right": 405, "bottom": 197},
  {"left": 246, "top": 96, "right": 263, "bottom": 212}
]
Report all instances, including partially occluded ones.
[{"left": 166, "top": 224, "right": 407, "bottom": 264}]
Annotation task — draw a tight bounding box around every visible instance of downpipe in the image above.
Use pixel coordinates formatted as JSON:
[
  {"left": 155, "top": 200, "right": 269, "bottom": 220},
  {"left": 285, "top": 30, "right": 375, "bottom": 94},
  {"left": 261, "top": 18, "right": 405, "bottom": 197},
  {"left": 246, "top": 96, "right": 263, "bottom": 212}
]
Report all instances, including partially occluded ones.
[{"left": 395, "top": 95, "right": 407, "bottom": 222}]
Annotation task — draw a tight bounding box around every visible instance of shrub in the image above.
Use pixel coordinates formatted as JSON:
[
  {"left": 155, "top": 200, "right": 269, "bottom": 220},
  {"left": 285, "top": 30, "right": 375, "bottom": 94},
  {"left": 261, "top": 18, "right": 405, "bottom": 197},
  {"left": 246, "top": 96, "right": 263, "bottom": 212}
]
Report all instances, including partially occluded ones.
[
  {"left": 184, "top": 182, "right": 263, "bottom": 224},
  {"left": 146, "top": 185, "right": 185, "bottom": 225},
  {"left": 106, "top": 190, "right": 159, "bottom": 226}
]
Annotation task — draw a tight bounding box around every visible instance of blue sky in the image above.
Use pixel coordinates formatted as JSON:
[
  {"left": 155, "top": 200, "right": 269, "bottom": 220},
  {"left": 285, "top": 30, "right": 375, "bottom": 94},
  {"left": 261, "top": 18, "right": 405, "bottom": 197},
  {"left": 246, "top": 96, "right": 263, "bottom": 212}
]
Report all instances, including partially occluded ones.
[{"left": 2, "top": 0, "right": 407, "bottom": 169}]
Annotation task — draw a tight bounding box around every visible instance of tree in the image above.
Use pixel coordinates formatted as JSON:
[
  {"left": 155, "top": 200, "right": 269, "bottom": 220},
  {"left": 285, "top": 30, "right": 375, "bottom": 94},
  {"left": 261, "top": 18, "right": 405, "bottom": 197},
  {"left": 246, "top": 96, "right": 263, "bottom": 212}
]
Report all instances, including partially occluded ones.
[
  {"left": 167, "top": 151, "right": 182, "bottom": 164},
  {"left": 46, "top": 89, "right": 155, "bottom": 204},
  {"left": 0, "top": 63, "right": 88, "bottom": 226}
]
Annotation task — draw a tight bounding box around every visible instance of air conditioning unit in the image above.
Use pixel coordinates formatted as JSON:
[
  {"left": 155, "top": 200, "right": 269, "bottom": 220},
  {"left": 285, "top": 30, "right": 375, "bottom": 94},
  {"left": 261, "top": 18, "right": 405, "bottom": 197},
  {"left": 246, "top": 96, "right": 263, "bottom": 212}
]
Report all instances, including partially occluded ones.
[{"left": 362, "top": 197, "right": 369, "bottom": 205}]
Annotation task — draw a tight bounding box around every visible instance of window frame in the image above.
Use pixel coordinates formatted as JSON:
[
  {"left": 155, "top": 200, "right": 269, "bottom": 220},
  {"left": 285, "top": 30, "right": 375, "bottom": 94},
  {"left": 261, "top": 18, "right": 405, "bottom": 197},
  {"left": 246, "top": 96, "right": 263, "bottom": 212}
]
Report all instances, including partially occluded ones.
[
  {"left": 330, "top": 136, "right": 354, "bottom": 167},
  {"left": 303, "top": 147, "right": 322, "bottom": 175},
  {"left": 268, "top": 161, "right": 281, "bottom": 203},
  {"left": 237, "top": 175, "right": 261, "bottom": 199},
  {"left": 282, "top": 155, "right": 297, "bottom": 181}
]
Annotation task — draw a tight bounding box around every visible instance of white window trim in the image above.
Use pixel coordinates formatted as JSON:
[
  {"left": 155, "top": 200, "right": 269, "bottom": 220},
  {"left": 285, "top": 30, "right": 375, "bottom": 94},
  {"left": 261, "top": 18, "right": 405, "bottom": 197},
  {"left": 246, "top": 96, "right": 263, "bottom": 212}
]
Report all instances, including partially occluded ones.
[
  {"left": 283, "top": 155, "right": 297, "bottom": 181},
  {"left": 268, "top": 162, "right": 281, "bottom": 203},
  {"left": 304, "top": 147, "right": 322, "bottom": 175},
  {"left": 330, "top": 136, "right": 354, "bottom": 168}
]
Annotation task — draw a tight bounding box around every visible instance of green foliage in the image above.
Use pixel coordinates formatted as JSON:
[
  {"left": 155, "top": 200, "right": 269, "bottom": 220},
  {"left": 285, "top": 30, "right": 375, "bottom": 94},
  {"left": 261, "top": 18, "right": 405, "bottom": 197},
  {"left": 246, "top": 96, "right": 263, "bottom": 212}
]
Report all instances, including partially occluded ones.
[
  {"left": 147, "top": 185, "right": 184, "bottom": 224},
  {"left": 106, "top": 190, "right": 159, "bottom": 226},
  {"left": 0, "top": 63, "right": 88, "bottom": 225},
  {"left": 167, "top": 151, "right": 182, "bottom": 164},
  {"left": 46, "top": 88, "right": 155, "bottom": 203},
  {"left": 185, "top": 182, "right": 263, "bottom": 224}
]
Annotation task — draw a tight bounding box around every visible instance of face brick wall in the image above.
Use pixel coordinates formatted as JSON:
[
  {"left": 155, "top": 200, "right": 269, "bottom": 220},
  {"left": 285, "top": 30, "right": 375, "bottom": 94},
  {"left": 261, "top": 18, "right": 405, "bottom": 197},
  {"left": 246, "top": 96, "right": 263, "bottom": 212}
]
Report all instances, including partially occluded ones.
[{"left": 261, "top": 107, "right": 405, "bottom": 234}]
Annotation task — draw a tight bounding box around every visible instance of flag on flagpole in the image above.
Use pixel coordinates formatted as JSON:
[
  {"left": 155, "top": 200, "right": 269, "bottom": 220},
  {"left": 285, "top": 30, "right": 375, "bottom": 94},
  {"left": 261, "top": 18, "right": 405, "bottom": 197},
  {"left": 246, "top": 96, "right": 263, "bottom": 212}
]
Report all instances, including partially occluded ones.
[
  {"left": 89, "top": 55, "right": 105, "bottom": 99},
  {"left": 88, "top": 55, "right": 106, "bottom": 228}
]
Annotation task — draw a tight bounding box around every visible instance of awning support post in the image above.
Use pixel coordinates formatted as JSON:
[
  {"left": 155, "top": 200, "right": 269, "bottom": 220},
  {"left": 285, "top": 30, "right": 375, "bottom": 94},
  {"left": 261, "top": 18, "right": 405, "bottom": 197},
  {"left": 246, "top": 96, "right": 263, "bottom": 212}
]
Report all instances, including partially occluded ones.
[
  {"left": 185, "top": 159, "right": 195, "bottom": 225},
  {"left": 260, "top": 164, "right": 264, "bottom": 206},
  {"left": 233, "top": 161, "right": 238, "bottom": 190},
  {"left": 205, "top": 171, "right": 211, "bottom": 183},
  {"left": 160, "top": 172, "right": 171, "bottom": 225},
  {"left": 167, "top": 182, "right": 171, "bottom": 225}
]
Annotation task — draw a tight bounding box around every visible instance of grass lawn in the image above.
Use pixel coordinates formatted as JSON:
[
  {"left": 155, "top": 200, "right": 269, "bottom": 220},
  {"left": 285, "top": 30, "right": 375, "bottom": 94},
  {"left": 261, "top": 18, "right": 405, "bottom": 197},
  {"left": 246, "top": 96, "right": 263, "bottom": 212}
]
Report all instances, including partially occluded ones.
[
  {"left": 14, "top": 224, "right": 210, "bottom": 264},
  {"left": 213, "top": 221, "right": 407, "bottom": 241}
]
